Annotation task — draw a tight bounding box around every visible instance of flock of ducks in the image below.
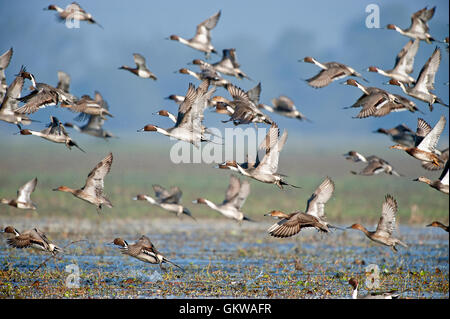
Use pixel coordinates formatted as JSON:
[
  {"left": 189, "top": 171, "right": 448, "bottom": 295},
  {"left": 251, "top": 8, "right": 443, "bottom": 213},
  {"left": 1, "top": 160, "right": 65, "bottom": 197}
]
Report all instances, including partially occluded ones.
[{"left": 0, "top": 3, "right": 449, "bottom": 298}]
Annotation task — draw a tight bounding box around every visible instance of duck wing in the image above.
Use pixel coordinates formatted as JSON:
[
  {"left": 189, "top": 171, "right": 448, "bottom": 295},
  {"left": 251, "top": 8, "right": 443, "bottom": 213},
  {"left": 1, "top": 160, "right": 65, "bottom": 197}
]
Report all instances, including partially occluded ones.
[
  {"left": 375, "top": 194, "right": 397, "bottom": 237},
  {"left": 16, "top": 177, "right": 37, "bottom": 204},
  {"left": 82, "top": 153, "right": 113, "bottom": 197},
  {"left": 305, "top": 177, "right": 335, "bottom": 219},
  {"left": 415, "top": 47, "right": 440, "bottom": 92},
  {"left": 417, "top": 116, "right": 446, "bottom": 153}
]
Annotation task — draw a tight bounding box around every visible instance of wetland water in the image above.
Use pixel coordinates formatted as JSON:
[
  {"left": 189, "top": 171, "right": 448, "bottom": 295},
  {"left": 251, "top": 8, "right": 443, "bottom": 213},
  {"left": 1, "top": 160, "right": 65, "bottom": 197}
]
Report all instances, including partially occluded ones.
[{"left": 0, "top": 217, "right": 448, "bottom": 298}]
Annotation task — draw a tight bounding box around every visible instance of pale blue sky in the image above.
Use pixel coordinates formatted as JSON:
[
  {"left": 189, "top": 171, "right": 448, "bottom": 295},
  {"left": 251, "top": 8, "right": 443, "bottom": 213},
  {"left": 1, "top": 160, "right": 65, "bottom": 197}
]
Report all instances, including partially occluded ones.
[{"left": 0, "top": 0, "right": 448, "bottom": 143}]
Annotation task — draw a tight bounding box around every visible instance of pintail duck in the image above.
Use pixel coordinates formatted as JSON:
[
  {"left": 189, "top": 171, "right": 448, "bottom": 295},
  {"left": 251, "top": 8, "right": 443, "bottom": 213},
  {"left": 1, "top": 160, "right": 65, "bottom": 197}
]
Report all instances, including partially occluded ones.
[
  {"left": 18, "top": 116, "right": 85, "bottom": 152},
  {"left": 1, "top": 177, "right": 37, "bottom": 210},
  {"left": 3, "top": 226, "right": 61, "bottom": 255},
  {"left": 343, "top": 151, "right": 401, "bottom": 176},
  {"left": 386, "top": 7, "right": 437, "bottom": 43},
  {"left": 388, "top": 48, "right": 447, "bottom": 111},
  {"left": 165, "top": 94, "right": 185, "bottom": 104},
  {"left": 0, "top": 47, "right": 13, "bottom": 101},
  {"left": 192, "top": 174, "right": 252, "bottom": 222},
  {"left": 138, "top": 80, "right": 216, "bottom": 148},
  {"left": 426, "top": 221, "right": 449, "bottom": 232},
  {"left": 299, "top": 56, "right": 367, "bottom": 88},
  {"left": 211, "top": 83, "right": 273, "bottom": 126},
  {"left": 133, "top": 185, "right": 195, "bottom": 220},
  {"left": 0, "top": 66, "right": 35, "bottom": 125},
  {"left": 45, "top": 2, "right": 103, "bottom": 28},
  {"left": 113, "top": 235, "right": 183, "bottom": 271},
  {"left": 119, "top": 53, "right": 157, "bottom": 80},
  {"left": 390, "top": 116, "right": 446, "bottom": 168},
  {"left": 348, "top": 278, "right": 399, "bottom": 299},
  {"left": 53, "top": 153, "right": 113, "bottom": 212},
  {"left": 216, "top": 153, "right": 260, "bottom": 172},
  {"left": 210, "top": 48, "right": 251, "bottom": 80},
  {"left": 414, "top": 160, "right": 449, "bottom": 195},
  {"left": 342, "top": 79, "right": 420, "bottom": 118},
  {"left": 348, "top": 194, "right": 407, "bottom": 252},
  {"left": 374, "top": 124, "right": 416, "bottom": 148},
  {"left": 231, "top": 123, "right": 299, "bottom": 189},
  {"left": 258, "top": 95, "right": 310, "bottom": 121},
  {"left": 367, "top": 39, "right": 419, "bottom": 85},
  {"left": 65, "top": 91, "right": 116, "bottom": 139},
  {"left": 56, "top": 71, "right": 71, "bottom": 93},
  {"left": 153, "top": 108, "right": 219, "bottom": 139},
  {"left": 61, "top": 94, "right": 113, "bottom": 119},
  {"left": 266, "top": 177, "right": 338, "bottom": 238},
  {"left": 168, "top": 10, "right": 221, "bottom": 58},
  {"left": 15, "top": 71, "right": 76, "bottom": 114},
  {"left": 178, "top": 63, "right": 229, "bottom": 88}
]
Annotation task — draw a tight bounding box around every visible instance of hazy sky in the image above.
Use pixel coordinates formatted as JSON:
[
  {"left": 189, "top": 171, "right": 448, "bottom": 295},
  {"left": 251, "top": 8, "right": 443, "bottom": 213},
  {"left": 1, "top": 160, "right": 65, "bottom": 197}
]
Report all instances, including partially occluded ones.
[{"left": 0, "top": 0, "right": 448, "bottom": 144}]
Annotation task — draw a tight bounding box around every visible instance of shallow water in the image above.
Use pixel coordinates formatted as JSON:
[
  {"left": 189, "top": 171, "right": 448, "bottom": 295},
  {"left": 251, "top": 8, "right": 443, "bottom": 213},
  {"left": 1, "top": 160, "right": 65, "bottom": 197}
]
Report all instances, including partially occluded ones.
[{"left": 0, "top": 217, "right": 448, "bottom": 299}]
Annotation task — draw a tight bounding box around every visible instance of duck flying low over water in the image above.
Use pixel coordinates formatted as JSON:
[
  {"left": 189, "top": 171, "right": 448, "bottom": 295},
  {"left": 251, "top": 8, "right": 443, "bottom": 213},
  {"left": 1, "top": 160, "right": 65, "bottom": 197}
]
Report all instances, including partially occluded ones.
[
  {"left": 113, "top": 235, "right": 183, "bottom": 271},
  {"left": 388, "top": 48, "right": 447, "bottom": 111},
  {"left": 386, "top": 7, "right": 438, "bottom": 43},
  {"left": 45, "top": 2, "right": 103, "bottom": 28},
  {"left": 343, "top": 151, "right": 401, "bottom": 176},
  {"left": 17, "top": 116, "right": 85, "bottom": 152},
  {"left": 232, "top": 123, "right": 299, "bottom": 189},
  {"left": 342, "top": 79, "right": 420, "bottom": 118},
  {"left": 1, "top": 177, "right": 38, "bottom": 210},
  {"left": 0, "top": 47, "right": 13, "bottom": 100},
  {"left": 3, "top": 226, "right": 62, "bottom": 255},
  {"left": 426, "top": 221, "right": 449, "bottom": 232},
  {"left": 348, "top": 278, "right": 400, "bottom": 299},
  {"left": 414, "top": 160, "right": 449, "bottom": 195},
  {"left": 390, "top": 116, "right": 446, "bottom": 168},
  {"left": 299, "top": 56, "right": 367, "bottom": 88},
  {"left": 15, "top": 71, "right": 76, "bottom": 114},
  {"left": 133, "top": 185, "right": 195, "bottom": 220},
  {"left": 192, "top": 174, "right": 253, "bottom": 222},
  {"left": 266, "top": 177, "right": 339, "bottom": 238},
  {"left": 367, "top": 39, "right": 419, "bottom": 85},
  {"left": 210, "top": 48, "right": 251, "bottom": 80},
  {"left": 168, "top": 10, "right": 221, "bottom": 58},
  {"left": 0, "top": 66, "right": 35, "bottom": 125},
  {"left": 374, "top": 124, "right": 416, "bottom": 148},
  {"left": 53, "top": 153, "right": 113, "bottom": 212},
  {"left": 138, "top": 80, "right": 216, "bottom": 148},
  {"left": 65, "top": 91, "right": 116, "bottom": 139},
  {"left": 348, "top": 194, "right": 407, "bottom": 252},
  {"left": 119, "top": 53, "right": 157, "bottom": 80},
  {"left": 258, "top": 95, "right": 310, "bottom": 122}
]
